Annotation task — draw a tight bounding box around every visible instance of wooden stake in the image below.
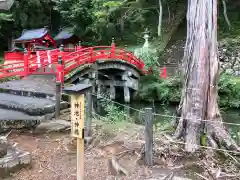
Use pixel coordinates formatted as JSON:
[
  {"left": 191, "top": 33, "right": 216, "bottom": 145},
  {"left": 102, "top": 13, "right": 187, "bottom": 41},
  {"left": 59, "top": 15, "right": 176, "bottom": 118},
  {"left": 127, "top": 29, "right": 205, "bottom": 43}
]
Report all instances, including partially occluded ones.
[
  {"left": 144, "top": 108, "right": 153, "bottom": 166},
  {"left": 55, "top": 82, "right": 61, "bottom": 119},
  {"left": 77, "top": 138, "right": 84, "bottom": 180}
]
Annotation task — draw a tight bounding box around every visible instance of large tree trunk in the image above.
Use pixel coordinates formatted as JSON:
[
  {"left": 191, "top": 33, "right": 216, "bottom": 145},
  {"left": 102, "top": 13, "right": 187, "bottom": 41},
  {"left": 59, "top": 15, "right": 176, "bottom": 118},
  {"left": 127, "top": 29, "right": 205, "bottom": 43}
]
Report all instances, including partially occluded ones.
[{"left": 175, "top": 0, "right": 239, "bottom": 152}]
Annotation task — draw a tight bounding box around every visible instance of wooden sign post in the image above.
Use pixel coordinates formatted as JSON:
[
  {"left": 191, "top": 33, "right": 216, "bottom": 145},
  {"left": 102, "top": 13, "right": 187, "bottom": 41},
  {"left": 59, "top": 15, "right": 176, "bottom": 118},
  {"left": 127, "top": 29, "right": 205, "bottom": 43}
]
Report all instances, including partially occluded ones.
[{"left": 63, "top": 84, "right": 92, "bottom": 180}]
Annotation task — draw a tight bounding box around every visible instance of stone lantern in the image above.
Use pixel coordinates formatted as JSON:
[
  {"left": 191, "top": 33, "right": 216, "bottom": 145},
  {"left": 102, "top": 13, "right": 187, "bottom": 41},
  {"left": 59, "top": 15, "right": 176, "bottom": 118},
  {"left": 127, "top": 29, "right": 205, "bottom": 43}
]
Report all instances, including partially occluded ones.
[{"left": 143, "top": 28, "right": 150, "bottom": 49}]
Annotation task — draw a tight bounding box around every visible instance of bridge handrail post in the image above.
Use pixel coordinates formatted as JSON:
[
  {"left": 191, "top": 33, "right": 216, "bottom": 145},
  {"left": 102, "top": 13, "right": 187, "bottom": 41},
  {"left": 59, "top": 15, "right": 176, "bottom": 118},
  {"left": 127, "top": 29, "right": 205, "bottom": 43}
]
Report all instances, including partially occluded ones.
[
  {"left": 127, "top": 52, "right": 132, "bottom": 64},
  {"left": 55, "top": 55, "right": 64, "bottom": 119},
  {"left": 160, "top": 66, "right": 167, "bottom": 79},
  {"left": 23, "top": 48, "right": 29, "bottom": 76},
  {"left": 58, "top": 45, "right": 65, "bottom": 84},
  {"left": 89, "top": 47, "right": 94, "bottom": 63},
  {"left": 77, "top": 41, "right": 82, "bottom": 51},
  {"left": 111, "top": 37, "right": 116, "bottom": 58},
  {"left": 39, "top": 51, "right": 45, "bottom": 72}
]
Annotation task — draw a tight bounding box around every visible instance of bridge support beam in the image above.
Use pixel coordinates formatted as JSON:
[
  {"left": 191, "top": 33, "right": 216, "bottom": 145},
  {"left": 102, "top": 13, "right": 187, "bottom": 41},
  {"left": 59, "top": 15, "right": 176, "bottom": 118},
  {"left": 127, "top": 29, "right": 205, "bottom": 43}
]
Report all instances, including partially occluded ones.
[
  {"left": 124, "top": 86, "right": 130, "bottom": 103},
  {"left": 97, "top": 84, "right": 102, "bottom": 99},
  {"left": 109, "top": 84, "right": 115, "bottom": 100}
]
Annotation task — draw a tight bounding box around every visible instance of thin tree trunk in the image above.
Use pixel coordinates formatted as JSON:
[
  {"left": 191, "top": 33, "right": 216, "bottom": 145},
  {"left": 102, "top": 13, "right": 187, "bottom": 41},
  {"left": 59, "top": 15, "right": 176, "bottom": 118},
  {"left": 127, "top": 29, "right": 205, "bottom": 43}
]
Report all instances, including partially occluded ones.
[
  {"left": 175, "top": 0, "right": 239, "bottom": 153},
  {"left": 120, "top": 11, "right": 125, "bottom": 33},
  {"left": 222, "top": 0, "right": 231, "bottom": 29},
  {"left": 167, "top": 2, "right": 171, "bottom": 23},
  {"left": 157, "top": 0, "right": 163, "bottom": 37}
]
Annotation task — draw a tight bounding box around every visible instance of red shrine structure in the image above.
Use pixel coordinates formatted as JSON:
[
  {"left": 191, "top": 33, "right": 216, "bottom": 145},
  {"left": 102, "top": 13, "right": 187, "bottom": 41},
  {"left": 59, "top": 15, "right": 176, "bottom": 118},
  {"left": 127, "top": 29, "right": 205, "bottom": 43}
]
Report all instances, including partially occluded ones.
[
  {"left": 54, "top": 28, "right": 80, "bottom": 50},
  {"left": 4, "top": 27, "right": 81, "bottom": 61},
  {"left": 13, "top": 27, "right": 56, "bottom": 51},
  {"left": 4, "top": 27, "right": 57, "bottom": 61}
]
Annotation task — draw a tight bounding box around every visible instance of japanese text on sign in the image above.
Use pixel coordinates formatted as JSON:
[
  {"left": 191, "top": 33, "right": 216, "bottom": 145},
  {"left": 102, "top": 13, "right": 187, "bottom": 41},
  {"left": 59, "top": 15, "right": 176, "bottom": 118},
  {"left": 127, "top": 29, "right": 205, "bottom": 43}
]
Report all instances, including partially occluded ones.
[{"left": 71, "top": 95, "right": 85, "bottom": 138}]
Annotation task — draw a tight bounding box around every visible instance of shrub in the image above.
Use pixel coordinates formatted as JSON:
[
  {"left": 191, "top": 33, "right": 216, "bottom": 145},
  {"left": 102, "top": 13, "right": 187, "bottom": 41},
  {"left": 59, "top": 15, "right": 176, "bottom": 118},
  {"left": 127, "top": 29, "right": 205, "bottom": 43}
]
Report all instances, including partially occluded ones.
[
  {"left": 218, "top": 74, "right": 240, "bottom": 108},
  {"left": 138, "top": 73, "right": 240, "bottom": 108}
]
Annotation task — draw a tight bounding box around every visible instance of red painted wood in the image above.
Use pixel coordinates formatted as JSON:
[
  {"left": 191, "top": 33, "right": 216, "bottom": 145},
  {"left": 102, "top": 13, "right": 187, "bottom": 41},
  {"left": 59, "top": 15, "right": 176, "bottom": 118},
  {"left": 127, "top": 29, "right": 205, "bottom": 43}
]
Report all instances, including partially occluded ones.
[
  {"left": 1, "top": 45, "right": 148, "bottom": 80},
  {"left": 4, "top": 52, "right": 24, "bottom": 61},
  {"left": 160, "top": 67, "right": 167, "bottom": 79}
]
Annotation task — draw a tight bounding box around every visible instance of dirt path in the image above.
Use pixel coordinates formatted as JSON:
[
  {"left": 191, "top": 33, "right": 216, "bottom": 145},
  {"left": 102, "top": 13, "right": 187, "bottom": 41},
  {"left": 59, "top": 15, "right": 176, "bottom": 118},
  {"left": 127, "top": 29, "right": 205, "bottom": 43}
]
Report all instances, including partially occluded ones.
[
  {"left": 4, "top": 131, "right": 152, "bottom": 180},
  {"left": 5, "top": 133, "right": 104, "bottom": 180}
]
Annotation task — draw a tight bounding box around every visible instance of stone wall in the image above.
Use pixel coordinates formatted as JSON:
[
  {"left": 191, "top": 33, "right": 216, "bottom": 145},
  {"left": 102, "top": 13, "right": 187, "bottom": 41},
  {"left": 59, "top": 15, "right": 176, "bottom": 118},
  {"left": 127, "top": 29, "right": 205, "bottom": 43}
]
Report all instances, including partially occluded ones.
[{"left": 161, "top": 38, "right": 240, "bottom": 76}]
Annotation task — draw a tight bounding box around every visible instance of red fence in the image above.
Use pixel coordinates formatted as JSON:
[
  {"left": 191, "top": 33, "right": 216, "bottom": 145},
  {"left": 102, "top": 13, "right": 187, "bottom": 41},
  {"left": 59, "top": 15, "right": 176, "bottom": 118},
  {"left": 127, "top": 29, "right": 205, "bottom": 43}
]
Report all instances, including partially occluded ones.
[
  {"left": 4, "top": 51, "right": 24, "bottom": 61},
  {"left": 1, "top": 43, "right": 147, "bottom": 81}
]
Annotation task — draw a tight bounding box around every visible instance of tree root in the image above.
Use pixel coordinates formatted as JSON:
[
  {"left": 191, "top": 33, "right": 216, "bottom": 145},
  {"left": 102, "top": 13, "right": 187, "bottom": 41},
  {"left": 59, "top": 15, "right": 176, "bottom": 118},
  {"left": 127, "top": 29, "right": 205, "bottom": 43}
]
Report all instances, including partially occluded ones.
[
  {"left": 174, "top": 116, "right": 240, "bottom": 154},
  {"left": 109, "top": 155, "right": 129, "bottom": 176},
  {"left": 99, "top": 140, "right": 144, "bottom": 176},
  {"left": 205, "top": 117, "right": 240, "bottom": 154},
  {"left": 173, "top": 117, "right": 184, "bottom": 139}
]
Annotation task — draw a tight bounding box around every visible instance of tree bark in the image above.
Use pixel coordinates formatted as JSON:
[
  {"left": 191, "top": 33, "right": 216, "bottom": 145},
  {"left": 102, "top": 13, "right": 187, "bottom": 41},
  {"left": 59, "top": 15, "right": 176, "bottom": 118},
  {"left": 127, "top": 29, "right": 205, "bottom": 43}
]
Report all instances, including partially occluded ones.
[{"left": 175, "top": 0, "right": 239, "bottom": 153}]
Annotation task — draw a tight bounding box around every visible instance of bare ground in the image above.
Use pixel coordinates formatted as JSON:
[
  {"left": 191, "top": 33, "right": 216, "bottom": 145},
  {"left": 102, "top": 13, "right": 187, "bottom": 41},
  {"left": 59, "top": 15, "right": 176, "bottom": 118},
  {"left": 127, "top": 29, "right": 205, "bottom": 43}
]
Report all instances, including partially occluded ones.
[
  {"left": 3, "top": 121, "right": 161, "bottom": 180},
  {"left": 3, "top": 119, "right": 240, "bottom": 180}
]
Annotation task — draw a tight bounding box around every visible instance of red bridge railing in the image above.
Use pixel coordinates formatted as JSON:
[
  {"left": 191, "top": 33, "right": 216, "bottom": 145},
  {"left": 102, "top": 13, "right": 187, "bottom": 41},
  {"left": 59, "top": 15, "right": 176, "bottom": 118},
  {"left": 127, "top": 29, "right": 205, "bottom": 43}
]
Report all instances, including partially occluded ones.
[{"left": 1, "top": 42, "right": 147, "bottom": 82}]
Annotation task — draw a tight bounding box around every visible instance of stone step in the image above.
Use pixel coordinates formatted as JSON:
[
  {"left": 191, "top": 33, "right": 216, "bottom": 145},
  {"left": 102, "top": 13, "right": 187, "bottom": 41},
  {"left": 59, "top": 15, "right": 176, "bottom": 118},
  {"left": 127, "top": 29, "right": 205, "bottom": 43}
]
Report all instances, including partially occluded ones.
[
  {"left": 0, "top": 108, "right": 55, "bottom": 133},
  {"left": 0, "top": 87, "right": 54, "bottom": 100},
  {"left": 0, "top": 76, "right": 56, "bottom": 99},
  {"left": 0, "top": 93, "right": 69, "bottom": 116}
]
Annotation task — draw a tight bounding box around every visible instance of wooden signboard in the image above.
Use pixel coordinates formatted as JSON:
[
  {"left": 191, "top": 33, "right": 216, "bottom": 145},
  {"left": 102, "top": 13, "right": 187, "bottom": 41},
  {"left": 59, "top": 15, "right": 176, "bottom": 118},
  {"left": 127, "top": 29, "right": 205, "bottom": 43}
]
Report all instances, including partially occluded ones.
[
  {"left": 71, "top": 94, "right": 85, "bottom": 180},
  {"left": 63, "top": 84, "right": 92, "bottom": 180}
]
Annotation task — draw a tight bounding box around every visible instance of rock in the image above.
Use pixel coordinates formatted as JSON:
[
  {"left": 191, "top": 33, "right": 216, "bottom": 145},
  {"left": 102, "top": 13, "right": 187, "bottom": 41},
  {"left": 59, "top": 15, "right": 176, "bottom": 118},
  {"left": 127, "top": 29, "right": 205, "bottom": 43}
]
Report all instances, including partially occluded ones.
[
  {"left": 226, "top": 69, "right": 234, "bottom": 75},
  {"left": 0, "top": 93, "right": 68, "bottom": 116},
  {"left": 34, "top": 119, "right": 70, "bottom": 133},
  {"left": 0, "top": 143, "right": 7, "bottom": 158},
  {"left": 0, "top": 109, "right": 56, "bottom": 133},
  {"left": 0, "top": 145, "right": 31, "bottom": 177}
]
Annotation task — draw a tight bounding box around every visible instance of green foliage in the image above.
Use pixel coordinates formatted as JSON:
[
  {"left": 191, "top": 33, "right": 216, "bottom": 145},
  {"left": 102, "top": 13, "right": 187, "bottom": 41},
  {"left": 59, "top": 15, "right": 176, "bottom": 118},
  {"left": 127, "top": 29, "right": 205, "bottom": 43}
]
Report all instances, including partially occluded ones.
[
  {"left": 98, "top": 94, "right": 131, "bottom": 123},
  {"left": 11, "top": 0, "right": 54, "bottom": 29},
  {"left": 53, "top": 0, "right": 92, "bottom": 36},
  {"left": 138, "top": 73, "right": 240, "bottom": 108},
  {"left": 0, "top": 76, "right": 20, "bottom": 82},
  {"left": 228, "top": 127, "right": 240, "bottom": 145},
  {"left": 200, "top": 133, "right": 207, "bottom": 146},
  {"left": 103, "top": 103, "right": 131, "bottom": 123},
  {"left": 218, "top": 1, "right": 240, "bottom": 39},
  {"left": 218, "top": 74, "right": 240, "bottom": 108},
  {"left": 134, "top": 47, "right": 159, "bottom": 69},
  {"left": 138, "top": 74, "right": 181, "bottom": 104},
  {"left": 0, "top": 13, "right": 13, "bottom": 28},
  {"left": 0, "top": 0, "right": 56, "bottom": 51},
  {"left": 52, "top": 0, "right": 187, "bottom": 43}
]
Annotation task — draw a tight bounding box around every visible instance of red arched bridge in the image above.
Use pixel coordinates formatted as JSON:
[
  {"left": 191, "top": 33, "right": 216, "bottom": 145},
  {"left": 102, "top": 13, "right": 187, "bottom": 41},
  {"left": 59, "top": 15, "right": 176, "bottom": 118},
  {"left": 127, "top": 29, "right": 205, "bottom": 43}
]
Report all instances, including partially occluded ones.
[
  {"left": 2, "top": 43, "right": 145, "bottom": 79},
  {"left": 0, "top": 42, "right": 167, "bottom": 102}
]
